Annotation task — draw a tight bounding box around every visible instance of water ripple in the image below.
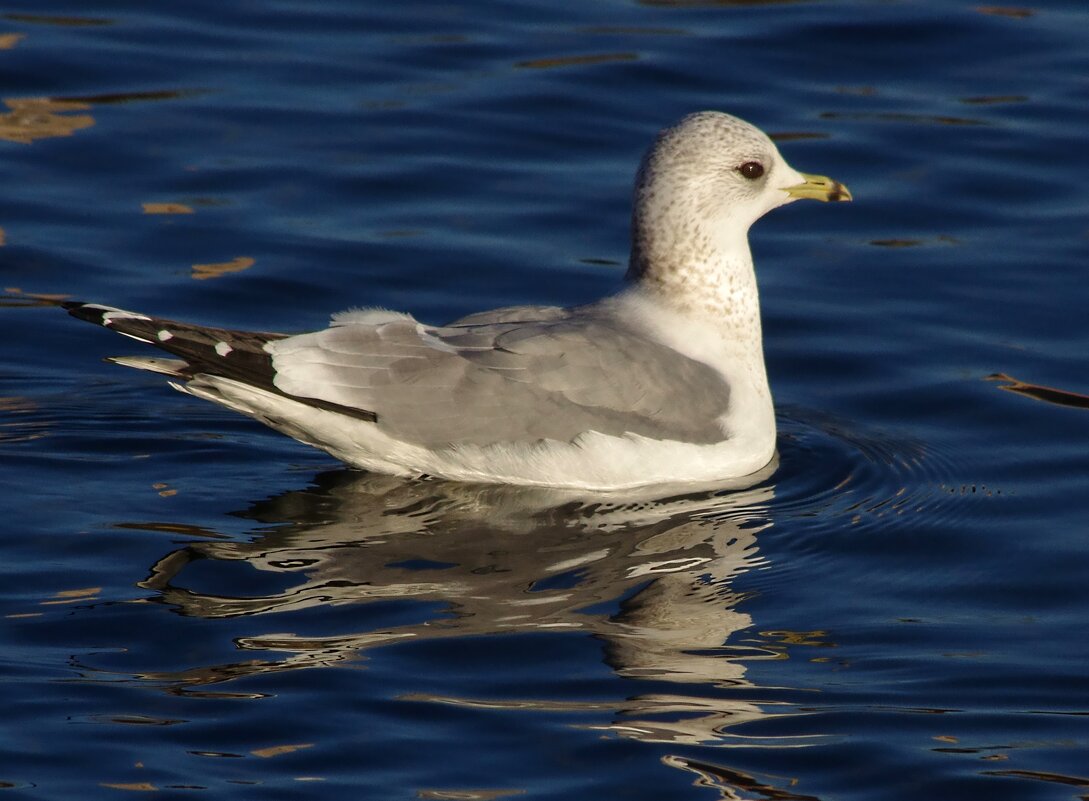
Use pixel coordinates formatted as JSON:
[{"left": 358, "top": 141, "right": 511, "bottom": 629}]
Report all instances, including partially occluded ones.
[{"left": 773, "top": 406, "right": 1003, "bottom": 536}]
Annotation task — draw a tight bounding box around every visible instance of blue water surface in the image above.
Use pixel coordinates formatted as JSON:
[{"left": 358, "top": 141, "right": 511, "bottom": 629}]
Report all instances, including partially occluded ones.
[{"left": 2, "top": 1, "right": 1089, "bottom": 798}]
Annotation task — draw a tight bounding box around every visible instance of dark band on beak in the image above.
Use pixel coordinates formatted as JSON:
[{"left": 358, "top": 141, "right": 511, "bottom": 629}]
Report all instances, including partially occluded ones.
[{"left": 784, "top": 172, "right": 852, "bottom": 203}]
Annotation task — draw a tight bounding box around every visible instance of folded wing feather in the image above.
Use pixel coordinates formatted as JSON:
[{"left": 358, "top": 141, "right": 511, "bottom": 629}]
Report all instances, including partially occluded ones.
[{"left": 268, "top": 304, "right": 731, "bottom": 449}]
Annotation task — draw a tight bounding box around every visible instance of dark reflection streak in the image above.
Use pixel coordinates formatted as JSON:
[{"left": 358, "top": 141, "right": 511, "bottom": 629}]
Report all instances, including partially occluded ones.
[
  {"left": 663, "top": 755, "right": 821, "bottom": 801},
  {"left": 515, "top": 52, "right": 637, "bottom": 69},
  {"left": 1025, "top": 709, "right": 1089, "bottom": 716},
  {"left": 769, "top": 132, "right": 830, "bottom": 142},
  {"left": 959, "top": 95, "right": 1029, "bottom": 106},
  {"left": 116, "top": 521, "right": 227, "bottom": 539},
  {"left": 987, "top": 373, "right": 1089, "bottom": 410},
  {"left": 2, "top": 13, "right": 113, "bottom": 26},
  {"left": 983, "top": 769, "right": 1089, "bottom": 788},
  {"left": 820, "top": 111, "right": 986, "bottom": 127},
  {"left": 141, "top": 549, "right": 201, "bottom": 593},
  {"left": 575, "top": 26, "right": 685, "bottom": 35},
  {"left": 795, "top": 705, "right": 959, "bottom": 714},
  {"left": 54, "top": 89, "right": 208, "bottom": 106},
  {"left": 400, "top": 694, "right": 616, "bottom": 712},
  {"left": 639, "top": 0, "right": 803, "bottom": 6}
]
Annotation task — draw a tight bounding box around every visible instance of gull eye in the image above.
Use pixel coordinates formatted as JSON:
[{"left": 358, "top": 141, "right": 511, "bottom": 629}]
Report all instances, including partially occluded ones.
[{"left": 737, "top": 161, "right": 764, "bottom": 180}]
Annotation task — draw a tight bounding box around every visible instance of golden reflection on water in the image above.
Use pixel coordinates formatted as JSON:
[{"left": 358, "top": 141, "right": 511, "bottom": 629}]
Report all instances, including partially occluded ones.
[
  {"left": 40, "top": 586, "right": 102, "bottom": 605},
  {"left": 0, "top": 288, "right": 70, "bottom": 307},
  {"left": 250, "top": 743, "right": 314, "bottom": 759},
  {"left": 142, "top": 203, "right": 195, "bottom": 215},
  {"left": 0, "top": 32, "right": 24, "bottom": 49},
  {"left": 100, "top": 782, "right": 159, "bottom": 792},
  {"left": 0, "top": 97, "right": 94, "bottom": 144},
  {"left": 0, "top": 89, "right": 196, "bottom": 144},
  {"left": 191, "top": 256, "right": 255, "bottom": 281},
  {"left": 974, "top": 6, "right": 1035, "bottom": 19}
]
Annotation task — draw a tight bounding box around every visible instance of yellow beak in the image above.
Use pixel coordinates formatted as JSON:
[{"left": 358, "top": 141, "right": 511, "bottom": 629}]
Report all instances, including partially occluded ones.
[{"left": 784, "top": 172, "right": 852, "bottom": 203}]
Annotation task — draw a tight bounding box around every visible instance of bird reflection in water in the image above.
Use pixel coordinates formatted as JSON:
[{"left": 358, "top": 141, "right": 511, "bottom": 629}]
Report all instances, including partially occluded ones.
[{"left": 127, "top": 460, "right": 807, "bottom": 762}]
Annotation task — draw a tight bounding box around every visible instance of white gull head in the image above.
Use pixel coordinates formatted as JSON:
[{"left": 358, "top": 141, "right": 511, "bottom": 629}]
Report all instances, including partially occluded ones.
[{"left": 626, "top": 111, "right": 850, "bottom": 316}]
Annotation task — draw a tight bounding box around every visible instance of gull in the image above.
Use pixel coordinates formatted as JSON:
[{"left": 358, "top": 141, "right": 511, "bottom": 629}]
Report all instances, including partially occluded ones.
[{"left": 64, "top": 111, "right": 850, "bottom": 491}]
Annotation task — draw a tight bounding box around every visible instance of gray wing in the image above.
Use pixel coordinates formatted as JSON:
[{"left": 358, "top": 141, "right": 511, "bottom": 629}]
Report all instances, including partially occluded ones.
[
  {"left": 447, "top": 304, "right": 572, "bottom": 326},
  {"left": 268, "top": 307, "right": 731, "bottom": 448}
]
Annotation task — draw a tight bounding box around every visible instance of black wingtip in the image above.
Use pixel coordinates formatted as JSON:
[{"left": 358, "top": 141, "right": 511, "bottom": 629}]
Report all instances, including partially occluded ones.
[{"left": 62, "top": 301, "right": 107, "bottom": 325}]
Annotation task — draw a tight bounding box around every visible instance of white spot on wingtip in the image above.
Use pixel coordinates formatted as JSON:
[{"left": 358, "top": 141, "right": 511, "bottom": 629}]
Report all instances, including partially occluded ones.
[
  {"left": 84, "top": 304, "right": 152, "bottom": 326},
  {"left": 214, "top": 341, "right": 233, "bottom": 357},
  {"left": 158, "top": 329, "right": 174, "bottom": 341}
]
